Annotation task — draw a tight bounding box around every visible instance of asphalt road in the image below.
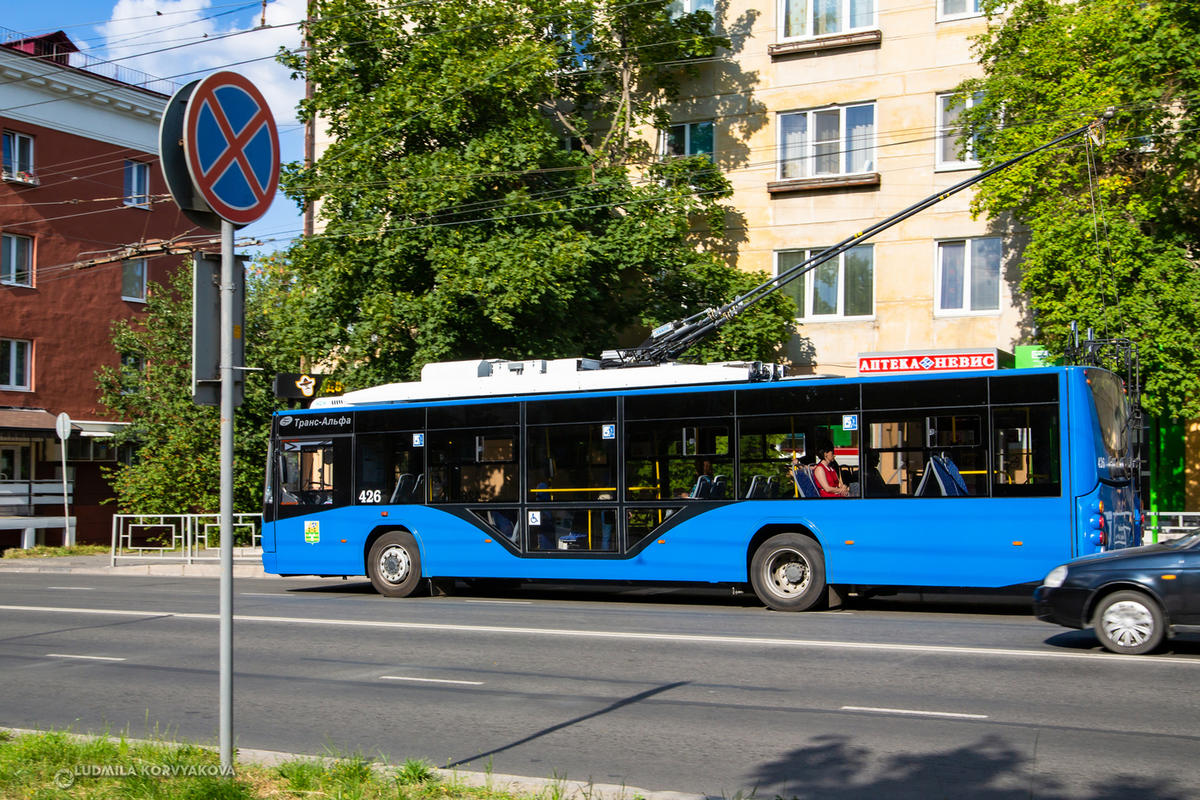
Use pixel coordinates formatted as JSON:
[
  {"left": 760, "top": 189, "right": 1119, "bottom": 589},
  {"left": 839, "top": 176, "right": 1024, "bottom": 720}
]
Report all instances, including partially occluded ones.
[{"left": 1, "top": 573, "right": 1198, "bottom": 799}]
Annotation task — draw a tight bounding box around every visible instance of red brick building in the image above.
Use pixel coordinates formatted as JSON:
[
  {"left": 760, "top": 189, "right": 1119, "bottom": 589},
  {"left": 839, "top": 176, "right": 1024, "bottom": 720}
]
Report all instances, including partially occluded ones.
[{"left": 1, "top": 30, "right": 197, "bottom": 548}]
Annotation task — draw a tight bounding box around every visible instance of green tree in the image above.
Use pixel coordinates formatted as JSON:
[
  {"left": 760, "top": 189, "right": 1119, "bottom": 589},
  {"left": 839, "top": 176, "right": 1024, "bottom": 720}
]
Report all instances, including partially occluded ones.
[
  {"left": 96, "top": 262, "right": 313, "bottom": 514},
  {"left": 959, "top": 0, "right": 1200, "bottom": 417},
  {"left": 279, "top": 0, "right": 794, "bottom": 388}
]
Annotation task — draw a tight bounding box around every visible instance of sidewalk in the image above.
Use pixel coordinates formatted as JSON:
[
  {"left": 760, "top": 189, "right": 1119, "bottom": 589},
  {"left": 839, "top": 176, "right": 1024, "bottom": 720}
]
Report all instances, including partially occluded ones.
[{"left": 0, "top": 552, "right": 267, "bottom": 578}]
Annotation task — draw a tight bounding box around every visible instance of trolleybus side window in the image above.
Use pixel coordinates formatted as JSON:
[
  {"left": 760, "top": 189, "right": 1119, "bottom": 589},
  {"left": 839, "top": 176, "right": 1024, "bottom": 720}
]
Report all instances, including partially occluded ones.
[
  {"left": 738, "top": 414, "right": 857, "bottom": 499},
  {"left": 865, "top": 411, "right": 985, "bottom": 496},
  {"left": 625, "top": 419, "right": 733, "bottom": 501},
  {"left": 356, "top": 432, "right": 426, "bottom": 504},
  {"left": 427, "top": 426, "right": 519, "bottom": 503},
  {"left": 991, "top": 404, "right": 1060, "bottom": 496}
]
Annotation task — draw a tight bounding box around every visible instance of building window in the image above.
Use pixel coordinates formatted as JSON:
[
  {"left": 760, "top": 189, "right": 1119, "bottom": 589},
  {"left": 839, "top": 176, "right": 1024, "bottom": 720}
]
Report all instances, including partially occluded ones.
[
  {"left": 124, "top": 160, "right": 150, "bottom": 207},
  {"left": 781, "top": 0, "right": 875, "bottom": 39},
  {"left": 779, "top": 104, "right": 875, "bottom": 179},
  {"left": 937, "top": 237, "right": 1002, "bottom": 313},
  {"left": 120, "top": 353, "right": 144, "bottom": 395},
  {"left": 122, "top": 259, "right": 147, "bottom": 301},
  {"left": 669, "top": 0, "right": 715, "bottom": 16},
  {"left": 937, "top": 92, "right": 982, "bottom": 168},
  {"left": 776, "top": 245, "right": 874, "bottom": 320},
  {"left": 0, "top": 338, "right": 31, "bottom": 390},
  {"left": 1, "top": 233, "right": 33, "bottom": 287},
  {"left": 938, "top": 0, "right": 984, "bottom": 20},
  {"left": 664, "top": 121, "right": 714, "bottom": 160},
  {"left": 2, "top": 131, "right": 35, "bottom": 183}
]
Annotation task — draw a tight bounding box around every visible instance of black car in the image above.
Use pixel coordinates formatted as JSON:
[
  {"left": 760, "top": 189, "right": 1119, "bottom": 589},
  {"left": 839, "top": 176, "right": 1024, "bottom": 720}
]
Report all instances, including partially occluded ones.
[{"left": 1034, "top": 532, "right": 1200, "bottom": 654}]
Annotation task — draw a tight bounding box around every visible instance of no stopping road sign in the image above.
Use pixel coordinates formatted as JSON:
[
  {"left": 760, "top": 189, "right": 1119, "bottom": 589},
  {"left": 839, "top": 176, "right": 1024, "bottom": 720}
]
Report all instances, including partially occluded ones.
[{"left": 182, "top": 71, "right": 279, "bottom": 227}]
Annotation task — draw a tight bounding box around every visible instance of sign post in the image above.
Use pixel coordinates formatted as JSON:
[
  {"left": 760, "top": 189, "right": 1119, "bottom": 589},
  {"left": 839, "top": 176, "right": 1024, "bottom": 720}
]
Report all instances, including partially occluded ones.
[
  {"left": 161, "top": 70, "right": 278, "bottom": 774},
  {"left": 55, "top": 413, "right": 72, "bottom": 547}
]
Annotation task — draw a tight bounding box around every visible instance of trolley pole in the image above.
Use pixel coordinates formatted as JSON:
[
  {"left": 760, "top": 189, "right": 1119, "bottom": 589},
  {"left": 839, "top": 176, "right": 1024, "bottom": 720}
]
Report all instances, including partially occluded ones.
[{"left": 219, "top": 218, "right": 235, "bottom": 772}]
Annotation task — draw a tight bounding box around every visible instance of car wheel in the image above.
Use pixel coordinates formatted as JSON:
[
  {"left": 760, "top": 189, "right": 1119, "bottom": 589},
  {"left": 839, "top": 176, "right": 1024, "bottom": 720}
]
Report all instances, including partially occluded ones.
[
  {"left": 1092, "top": 590, "right": 1165, "bottom": 655},
  {"left": 750, "top": 533, "right": 826, "bottom": 611},
  {"left": 367, "top": 532, "right": 422, "bottom": 598}
]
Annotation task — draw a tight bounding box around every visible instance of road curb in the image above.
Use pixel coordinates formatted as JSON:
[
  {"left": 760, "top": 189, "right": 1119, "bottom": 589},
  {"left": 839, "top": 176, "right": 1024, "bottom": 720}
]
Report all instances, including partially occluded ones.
[{"left": 1, "top": 727, "right": 710, "bottom": 800}]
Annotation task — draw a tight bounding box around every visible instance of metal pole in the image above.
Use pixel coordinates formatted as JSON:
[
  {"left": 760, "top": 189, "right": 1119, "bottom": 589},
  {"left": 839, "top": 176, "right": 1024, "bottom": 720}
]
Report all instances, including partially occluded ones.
[
  {"left": 60, "top": 441, "right": 69, "bottom": 546},
  {"left": 219, "top": 219, "right": 235, "bottom": 773}
]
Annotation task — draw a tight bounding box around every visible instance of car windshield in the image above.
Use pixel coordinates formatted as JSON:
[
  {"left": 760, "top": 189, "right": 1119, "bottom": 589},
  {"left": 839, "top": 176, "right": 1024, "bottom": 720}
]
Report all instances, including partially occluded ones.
[{"left": 1162, "top": 531, "right": 1200, "bottom": 550}]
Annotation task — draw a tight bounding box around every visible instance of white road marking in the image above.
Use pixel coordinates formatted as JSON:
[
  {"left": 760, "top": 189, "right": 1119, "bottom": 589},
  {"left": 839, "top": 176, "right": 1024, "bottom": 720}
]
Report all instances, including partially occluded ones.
[
  {"left": 45, "top": 587, "right": 94, "bottom": 591},
  {"left": 462, "top": 599, "right": 533, "bottom": 605},
  {"left": 379, "top": 675, "right": 484, "bottom": 685},
  {"left": 46, "top": 653, "right": 126, "bottom": 662},
  {"left": 2, "top": 604, "right": 1196, "bottom": 665},
  {"left": 842, "top": 705, "right": 988, "bottom": 720},
  {"left": 240, "top": 593, "right": 295, "bottom": 597}
]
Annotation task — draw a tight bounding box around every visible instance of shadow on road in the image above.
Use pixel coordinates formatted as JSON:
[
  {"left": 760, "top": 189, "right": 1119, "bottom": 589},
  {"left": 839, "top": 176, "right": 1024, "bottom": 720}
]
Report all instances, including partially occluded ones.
[
  {"left": 443, "top": 681, "right": 689, "bottom": 769},
  {"left": 748, "top": 733, "right": 1194, "bottom": 800}
]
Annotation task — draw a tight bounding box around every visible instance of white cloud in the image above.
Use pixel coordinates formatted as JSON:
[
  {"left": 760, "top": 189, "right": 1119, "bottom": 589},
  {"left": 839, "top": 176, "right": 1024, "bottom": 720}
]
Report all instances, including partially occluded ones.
[{"left": 99, "top": 0, "right": 307, "bottom": 127}]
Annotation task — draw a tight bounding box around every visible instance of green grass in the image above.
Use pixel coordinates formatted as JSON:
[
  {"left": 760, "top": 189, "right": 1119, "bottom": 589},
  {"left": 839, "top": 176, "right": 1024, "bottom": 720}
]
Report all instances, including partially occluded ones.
[
  {"left": 0, "top": 730, "right": 589, "bottom": 800},
  {"left": 2, "top": 544, "right": 110, "bottom": 559}
]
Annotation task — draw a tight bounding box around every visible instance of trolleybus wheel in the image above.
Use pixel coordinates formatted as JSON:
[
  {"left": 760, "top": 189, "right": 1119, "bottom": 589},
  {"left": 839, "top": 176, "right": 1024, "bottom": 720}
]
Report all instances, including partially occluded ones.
[
  {"left": 1093, "top": 590, "right": 1164, "bottom": 655},
  {"left": 750, "top": 533, "right": 826, "bottom": 611},
  {"left": 367, "top": 532, "right": 422, "bottom": 598}
]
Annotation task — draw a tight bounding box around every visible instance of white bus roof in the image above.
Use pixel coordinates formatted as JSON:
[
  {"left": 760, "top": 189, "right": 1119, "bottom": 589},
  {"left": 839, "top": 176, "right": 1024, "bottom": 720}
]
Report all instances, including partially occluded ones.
[{"left": 309, "top": 358, "right": 795, "bottom": 407}]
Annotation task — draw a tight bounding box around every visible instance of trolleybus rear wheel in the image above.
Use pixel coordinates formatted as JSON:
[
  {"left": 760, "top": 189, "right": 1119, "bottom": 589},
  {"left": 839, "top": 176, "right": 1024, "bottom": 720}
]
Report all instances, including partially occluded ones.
[
  {"left": 750, "top": 533, "right": 826, "bottom": 611},
  {"left": 367, "top": 531, "right": 422, "bottom": 598}
]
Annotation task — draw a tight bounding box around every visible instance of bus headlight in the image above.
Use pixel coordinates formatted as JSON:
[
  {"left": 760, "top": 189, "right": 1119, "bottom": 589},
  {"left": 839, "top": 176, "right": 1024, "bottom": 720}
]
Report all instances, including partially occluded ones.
[{"left": 1043, "top": 565, "right": 1069, "bottom": 588}]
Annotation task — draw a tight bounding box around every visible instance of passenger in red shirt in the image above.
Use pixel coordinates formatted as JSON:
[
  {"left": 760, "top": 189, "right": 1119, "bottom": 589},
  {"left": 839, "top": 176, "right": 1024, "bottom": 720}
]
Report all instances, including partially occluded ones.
[{"left": 813, "top": 441, "right": 850, "bottom": 497}]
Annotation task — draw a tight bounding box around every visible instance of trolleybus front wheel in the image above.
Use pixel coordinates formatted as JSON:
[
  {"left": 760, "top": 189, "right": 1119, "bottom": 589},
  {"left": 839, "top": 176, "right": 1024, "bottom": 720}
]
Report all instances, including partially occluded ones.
[
  {"left": 750, "top": 533, "right": 826, "bottom": 611},
  {"left": 367, "top": 532, "right": 422, "bottom": 598}
]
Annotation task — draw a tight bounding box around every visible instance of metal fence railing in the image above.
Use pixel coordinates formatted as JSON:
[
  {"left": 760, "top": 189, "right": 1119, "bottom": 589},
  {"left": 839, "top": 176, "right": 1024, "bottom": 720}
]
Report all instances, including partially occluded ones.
[
  {"left": 1145, "top": 511, "right": 1200, "bottom": 544},
  {"left": 111, "top": 514, "right": 262, "bottom": 565}
]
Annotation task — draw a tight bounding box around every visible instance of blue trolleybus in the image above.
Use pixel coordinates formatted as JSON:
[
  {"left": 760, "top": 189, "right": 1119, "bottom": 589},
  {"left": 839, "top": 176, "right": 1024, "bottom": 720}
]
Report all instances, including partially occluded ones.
[{"left": 261, "top": 357, "right": 1141, "bottom": 610}]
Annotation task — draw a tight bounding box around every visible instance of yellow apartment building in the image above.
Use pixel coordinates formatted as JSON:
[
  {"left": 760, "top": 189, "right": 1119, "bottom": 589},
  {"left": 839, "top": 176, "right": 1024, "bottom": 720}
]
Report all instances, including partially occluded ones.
[{"left": 664, "top": 0, "right": 1009, "bottom": 375}]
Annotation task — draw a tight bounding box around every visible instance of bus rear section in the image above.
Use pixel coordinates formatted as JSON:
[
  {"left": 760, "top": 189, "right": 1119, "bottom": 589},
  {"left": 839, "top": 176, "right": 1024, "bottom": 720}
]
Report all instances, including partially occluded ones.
[{"left": 1068, "top": 368, "right": 1142, "bottom": 557}]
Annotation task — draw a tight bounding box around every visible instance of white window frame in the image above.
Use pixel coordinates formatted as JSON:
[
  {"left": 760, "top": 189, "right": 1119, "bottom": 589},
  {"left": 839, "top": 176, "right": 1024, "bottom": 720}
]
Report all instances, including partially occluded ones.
[
  {"left": 778, "top": 0, "right": 877, "bottom": 40},
  {"left": 775, "top": 245, "right": 875, "bottom": 321},
  {"left": 124, "top": 160, "right": 151, "bottom": 208},
  {"left": 778, "top": 103, "right": 876, "bottom": 180},
  {"left": 669, "top": 0, "right": 715, "bottom": 16},
  {"left": 0, "top": 338, "right": 32, "bottom": 391},
  {"left": 1, "top": 232, "right": 33, "bottom": 287},
  {"left": 936, "top": 92, "right": 982, "bottom": 170},
  {"left": 935, "top": 237, "right": 1003, "bottom": 316},
  {"left": 663, "top": 121, "right": 715, "bottom": 160},
  {"left": 937, "top": 0, "right": 985, "bottom": 21},
  {"left": 2, "top": 131, "right": 35, "bottom": 183},
  {"left": 121, "top": 258, "right": 147, "bottom": 302}
]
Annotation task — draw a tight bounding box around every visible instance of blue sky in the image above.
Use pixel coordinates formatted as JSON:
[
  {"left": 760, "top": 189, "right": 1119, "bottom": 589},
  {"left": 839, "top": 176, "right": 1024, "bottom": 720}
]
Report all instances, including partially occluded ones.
[{"left": 4, "top": 0, "right": 308, "bottom": 257}]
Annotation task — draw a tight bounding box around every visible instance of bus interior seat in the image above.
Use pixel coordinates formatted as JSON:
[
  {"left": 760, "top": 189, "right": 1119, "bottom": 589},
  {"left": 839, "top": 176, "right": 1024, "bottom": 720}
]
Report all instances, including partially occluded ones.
[
  {"left": 689, "top": 474, "right": 713, "bottom": 499},
  {"left": 390, "top": 473, "right": 415, "bottom": 504},
  {"left": 931, "top": 455, "right": 970, "bottom": 496},
  {"left": 791, "top": 466, "right": 820, "bottom": 499},
  {"left": 707, "top": 474, "right": 728, "bottom": 499},
  {"left": 746, "top": 475, "right": 766, "bottom": 499},
  {"left": 765, "top": 476, "right": 777, "bottom": 497},
  {"left": 409, "top": 473, "right": 425, "bottom": 503}
]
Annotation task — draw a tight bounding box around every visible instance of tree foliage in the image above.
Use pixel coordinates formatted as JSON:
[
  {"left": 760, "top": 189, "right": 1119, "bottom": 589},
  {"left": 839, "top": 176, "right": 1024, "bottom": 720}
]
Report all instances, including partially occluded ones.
[
  {"left": 960, "top": 0, "right": 1200, "bottom": 417},
  {"left": 278, "top": 0, "right": 795, "bottom": 388},
  {"left": 97, "top": 262, "right": 314, "bottom": 514}
]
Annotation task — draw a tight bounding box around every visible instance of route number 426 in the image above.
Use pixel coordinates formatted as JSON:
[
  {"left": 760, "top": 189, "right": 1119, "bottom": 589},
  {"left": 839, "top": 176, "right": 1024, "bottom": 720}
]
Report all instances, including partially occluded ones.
[{"left": 358, "top": 489, "right": 382, "bottom": 503}]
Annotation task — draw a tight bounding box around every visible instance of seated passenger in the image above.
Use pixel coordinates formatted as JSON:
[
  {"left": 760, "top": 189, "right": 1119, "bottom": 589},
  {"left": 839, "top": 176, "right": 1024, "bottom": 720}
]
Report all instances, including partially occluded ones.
[{"left": 813, "top": 441, "right": 850, "bottom": 498}]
